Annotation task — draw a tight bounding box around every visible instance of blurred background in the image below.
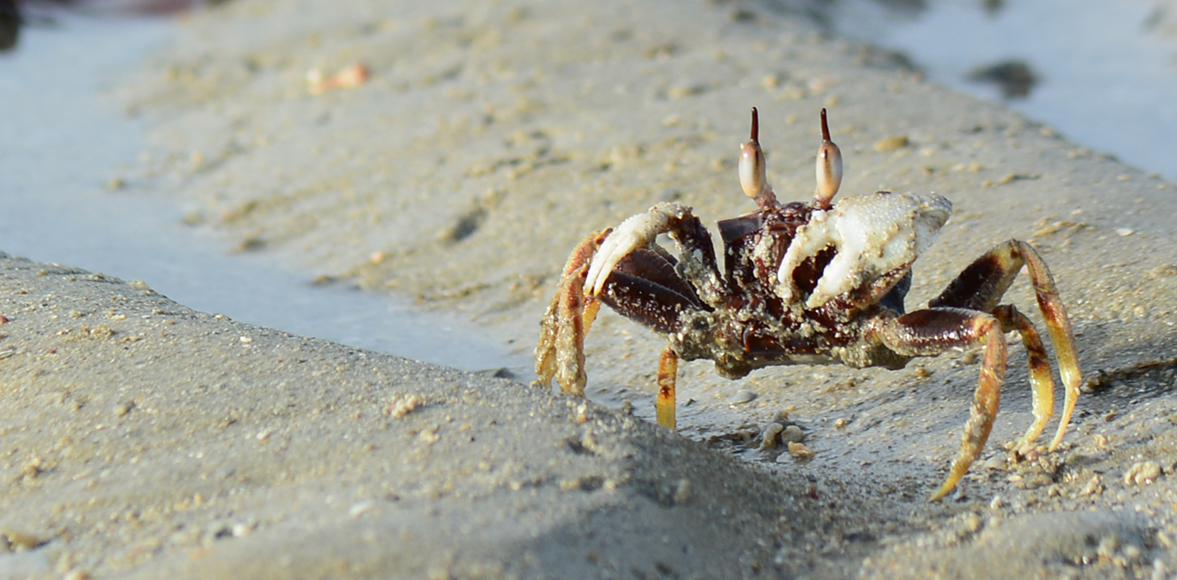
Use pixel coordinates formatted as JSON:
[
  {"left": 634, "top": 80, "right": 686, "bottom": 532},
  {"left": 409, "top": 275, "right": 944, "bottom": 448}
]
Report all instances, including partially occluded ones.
[
  {"left": 0, "top": 0, "right": 522, "bottom": 371},
  {"left": 6, "top": 0, "right": 1175, "bottom": 176},
  {"left": 804, "top": 0, "right": 1177, "bottom": 183}
]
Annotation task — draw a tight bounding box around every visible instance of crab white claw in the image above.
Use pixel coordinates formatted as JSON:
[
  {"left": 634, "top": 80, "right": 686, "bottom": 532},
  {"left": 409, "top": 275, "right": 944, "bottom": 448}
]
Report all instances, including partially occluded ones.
[
  {"left": 585, "top": 205, "right": 674, "bottom": 296},
  {"left": 778, "top": 192, "right": 952, "bottom": 308}
]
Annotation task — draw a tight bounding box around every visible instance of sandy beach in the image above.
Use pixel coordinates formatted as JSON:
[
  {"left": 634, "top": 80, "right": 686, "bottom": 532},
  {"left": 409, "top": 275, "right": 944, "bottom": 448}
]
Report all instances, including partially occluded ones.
[{"left": 3, "top": 0, "right": 1177, "bottom": 578}]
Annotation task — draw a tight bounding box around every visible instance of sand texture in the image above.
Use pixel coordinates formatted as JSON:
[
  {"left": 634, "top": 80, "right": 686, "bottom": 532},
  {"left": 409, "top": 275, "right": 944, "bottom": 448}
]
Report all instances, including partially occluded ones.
[{"left": 3, "top": 0, "right": 1177, "bottom": 578}]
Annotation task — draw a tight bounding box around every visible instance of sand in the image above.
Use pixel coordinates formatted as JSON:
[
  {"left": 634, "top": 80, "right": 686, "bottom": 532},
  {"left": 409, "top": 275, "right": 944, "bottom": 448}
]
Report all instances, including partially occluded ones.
[{"left": 2, "top": 0, "right": 1176, "bottom": 578}]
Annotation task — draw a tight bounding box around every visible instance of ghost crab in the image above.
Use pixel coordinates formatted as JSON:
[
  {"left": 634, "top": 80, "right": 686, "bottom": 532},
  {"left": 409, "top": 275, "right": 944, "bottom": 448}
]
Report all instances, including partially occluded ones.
[{"left": 535, "top": 108, "right": 1081, "bottom": 500}]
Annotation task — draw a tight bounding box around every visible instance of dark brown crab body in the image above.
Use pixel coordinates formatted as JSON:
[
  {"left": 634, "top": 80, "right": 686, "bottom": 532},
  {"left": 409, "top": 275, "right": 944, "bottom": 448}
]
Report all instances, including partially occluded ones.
[{"left": 535, "top": 108, "right": 1081, "bottom": 500}]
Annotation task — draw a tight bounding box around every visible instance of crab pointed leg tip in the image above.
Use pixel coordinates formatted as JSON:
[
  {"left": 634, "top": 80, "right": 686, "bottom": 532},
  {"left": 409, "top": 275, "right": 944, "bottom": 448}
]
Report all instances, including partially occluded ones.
[
  {"left": 927, "top": 476, "right": 961, "bottom": 502},
  {"left": 1048, "top": 421, "right": 1069, "bottom": 452}
]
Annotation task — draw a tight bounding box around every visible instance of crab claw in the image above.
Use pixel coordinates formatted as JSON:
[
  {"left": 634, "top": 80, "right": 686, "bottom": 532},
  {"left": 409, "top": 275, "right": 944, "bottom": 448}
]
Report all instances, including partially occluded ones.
[
  {"left": 584, "top": 207, "right": 672, "bottom": 296},
  {"left": 739, "top": 107, "right": 777, "bottom": 208},
  {"left": 814, "top": 108, "right": 843, "bottom": 209},
  {"left": 778, "top": 191, "right": 951, "bottom": 308}
]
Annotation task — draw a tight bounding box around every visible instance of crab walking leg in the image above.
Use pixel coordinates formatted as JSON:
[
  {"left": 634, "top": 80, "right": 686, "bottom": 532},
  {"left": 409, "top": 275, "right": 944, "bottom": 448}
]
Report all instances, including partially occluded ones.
[
  {"left": 585, "top": 202, "right": 724, "bottom": 306},
  {"left": 581, "top": 297, "right": 602, "bottom": 335},
  {"left": 535, "top": 287, "right": 565, "bottom": 387},
  {"left": 934, "top": 318, "right": 1007, "bottom": 502},
  {"left": 1019, "top": 243, "right": 1082, "bottom": 450},
  {"left": 656, "top": 349, "right": 679, "bottom": 429},
  {"left": 537, "top": 225, "right": 707, "bottom": 410},
  {"left": 535, "top": 257, "right": 589, "bottom": 396},
  {"left": 930, "top": 239, "right": 1082, "bottom": 451},
  {"left": 870, "top": 307, "right": 1008, "bottom": 501},
  {"left": 535, "top": 229, "right": 611, "bottom": 396},
  {"left": 991, "top": 305, "right": 1055, "bottom": 455}
]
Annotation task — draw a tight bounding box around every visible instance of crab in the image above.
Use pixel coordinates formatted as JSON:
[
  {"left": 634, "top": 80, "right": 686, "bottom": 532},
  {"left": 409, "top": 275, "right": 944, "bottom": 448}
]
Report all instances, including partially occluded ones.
[{"left": 534, "top": 108, "right": 1081, "bottom": 500}]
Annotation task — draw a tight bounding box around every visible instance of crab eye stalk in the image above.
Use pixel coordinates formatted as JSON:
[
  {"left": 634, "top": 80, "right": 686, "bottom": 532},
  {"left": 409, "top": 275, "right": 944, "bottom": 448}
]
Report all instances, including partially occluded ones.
[
  {"left": 739, "top": 139, "right": 766, "bottom": 199},
  {"left": 739, "top": 107, "right": 777, "bottom": 208},
  {"left": 814, "top": 108, "right": 843, "bottom": 210}
]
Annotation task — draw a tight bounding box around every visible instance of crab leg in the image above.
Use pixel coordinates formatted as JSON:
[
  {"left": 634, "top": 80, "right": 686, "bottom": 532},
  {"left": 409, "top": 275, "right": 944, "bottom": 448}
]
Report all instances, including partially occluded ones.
[
  {"left": 991, "top": 304, "right": 1055, "bottom": 455},
  {"left": 871, "top": 307, "right": 1007, "bottom": 501},
  {"left": 537, "top": 224, "right": 711, "bottom": 428},
  {"left": 656, "top": 349, "right": 679, "bottom": 428},
  {"left": 930, "top": 239, "right": 1081, "bottom": 451},
  {"left": 535, "top": 229, "right": 610, "bottom": 396}
]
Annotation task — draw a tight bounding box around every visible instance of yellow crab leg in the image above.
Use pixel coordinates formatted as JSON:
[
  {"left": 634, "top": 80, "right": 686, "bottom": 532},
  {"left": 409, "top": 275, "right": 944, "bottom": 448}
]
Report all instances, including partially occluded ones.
[
  {"left": 1018, "top": 242, "right": 1082, "bottom": 450},
  {"left": 655, "top": 348, "right": 679, "bottom": 429},
  {"left": 929, "top": 315, "right": 1007, "bottom": 501},
  {"left": 871, "top": 308, "right": 1009, "bottom": 501},
  {"left": 930, "top": 240, "right": 1082, "bottom": 452},
  {"left": 992, "top": 304, "right": 1055, "bottom": 455}
]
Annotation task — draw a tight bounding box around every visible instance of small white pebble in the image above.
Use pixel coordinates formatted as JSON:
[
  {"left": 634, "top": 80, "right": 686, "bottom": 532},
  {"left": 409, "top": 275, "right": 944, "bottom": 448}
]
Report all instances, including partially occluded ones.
[
  {"left": 760, "top": 423, "right": 784, "bottom": 450},
  {"left": 787, "top": 441, "right": 814, "bottom": 459},
  {"left": 780, "top": 425, "right": 805, "bottom": 444},
  {"left": 983, "top": 455, "right": 1008, "bottom": 470},
  {"left": 729, "top": 391, "right": 757, "bottom": 405},
  {"left": 1151, "top": 559, "right": 1168, "bottom": 580},
  {"left": 349, "top": 501, "right": 376, "bottom": 518}
]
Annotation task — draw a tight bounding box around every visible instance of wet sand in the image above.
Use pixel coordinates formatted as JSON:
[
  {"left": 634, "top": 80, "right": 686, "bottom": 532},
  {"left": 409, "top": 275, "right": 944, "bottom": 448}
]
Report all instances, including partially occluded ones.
[{"left": 3, "top": 0, "right": 1177, "bottom": 577}]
